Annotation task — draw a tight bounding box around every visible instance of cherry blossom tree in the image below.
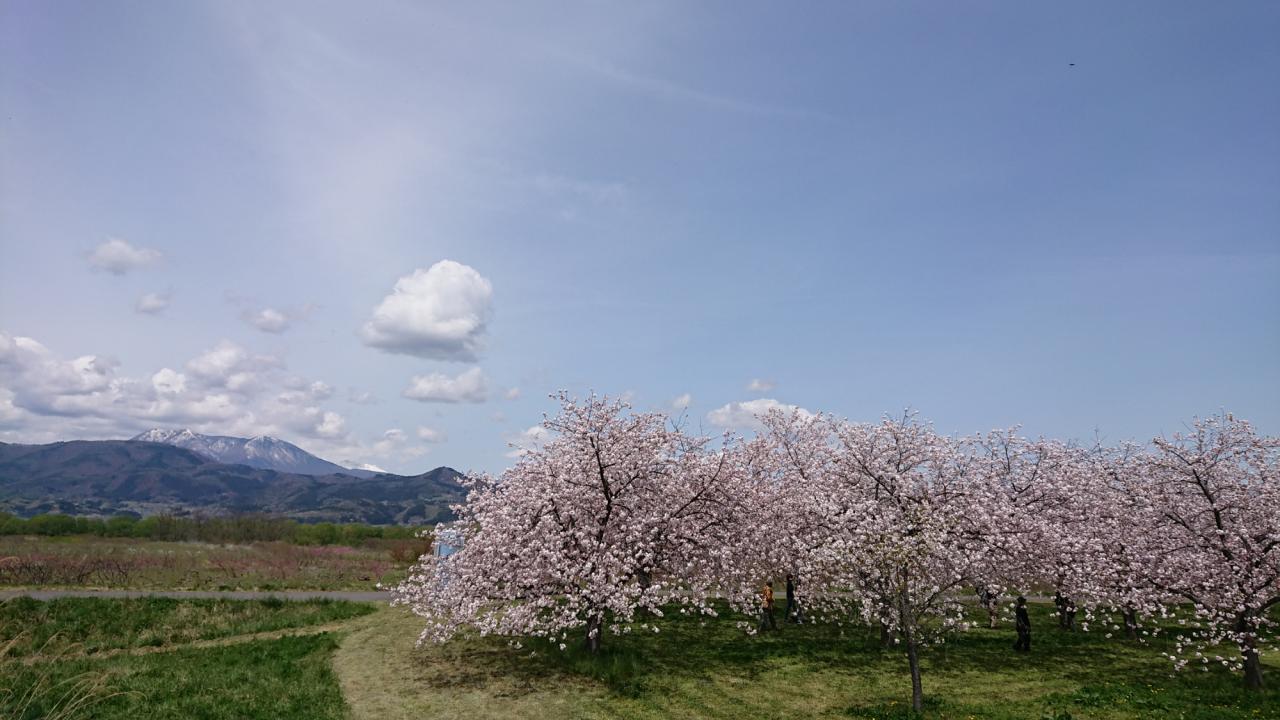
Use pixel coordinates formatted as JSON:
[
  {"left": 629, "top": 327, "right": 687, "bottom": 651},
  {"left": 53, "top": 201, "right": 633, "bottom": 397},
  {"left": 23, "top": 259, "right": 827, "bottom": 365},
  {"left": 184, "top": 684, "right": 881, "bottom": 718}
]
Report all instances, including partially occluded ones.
[
  {"left": 391, "top": 393, "right": 749, "bottom": 653},
  {"left": 756, "top": 411, "right": 997, "bottom": 713},
  {"left": 395, "top": 389, "right": 1277, "bottom": 699},
  {"left": 1135, "top": 414, "right": 1279, "bottom": 690},
  {"left": 971, "top": 432, "right": 1126, "bottom": 633},
  {"left": 1066, "top": 445, "right": 1166, "bottom": 642},
  {"left": 968, "top": 431, "right": 1066, "bottom": 627},
  {"left": 1033, "top": 416, "right": 1279, "bottom": 689}
]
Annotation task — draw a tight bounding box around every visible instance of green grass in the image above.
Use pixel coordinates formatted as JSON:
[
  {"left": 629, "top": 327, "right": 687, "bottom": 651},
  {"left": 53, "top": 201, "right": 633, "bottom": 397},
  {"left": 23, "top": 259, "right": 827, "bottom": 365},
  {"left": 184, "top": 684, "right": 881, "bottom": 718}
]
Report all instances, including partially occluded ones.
[
  {"left": 334, "top": 603, "right": 1280, "bottom": 720},
  {"left": 0, "top": 596, "right": 374, "bottom": 658},
  {"left": 1, "top": 634, "right": 348, "bottom": 720},
  {"left": 3, "top": 598, "right": 1276, "bottom": 719}
]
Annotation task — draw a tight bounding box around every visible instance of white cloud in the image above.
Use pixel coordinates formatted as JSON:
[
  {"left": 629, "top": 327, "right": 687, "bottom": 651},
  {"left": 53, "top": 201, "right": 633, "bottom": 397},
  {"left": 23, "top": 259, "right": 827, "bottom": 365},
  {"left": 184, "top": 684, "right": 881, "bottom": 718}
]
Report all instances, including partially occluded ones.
[
  {"left": 151, "top": 368, "right": 187, "bottom": 396},
  {"left": 88, "top": 238, "right": 161, "bottom": 275},
  {"left": 417, "top": 426, "right": 446, "bottom": 443},
  {"left": 313, "top": 410, "right": 346, "bottom": 438},
  {"left": 186, "top": 341, "right": 250, "bottom": 383},
  {"left": 0, "top": 331, "right": 353, "bottom": 446},
  {"left": 243, "top": 307, "right": 291, "bottom": 333},
  {"left": 183, "top": 340, "right": 283, "bottom": 393},
  {"left": 275, "top": 381, "right": 332, "bottom": 407},
  {"left": 402, "top": 367, "right": 489, "bottom": 404},
  {"left": 746, "top": 378, "right": 775, "bottom": 393},
  {"left": 707, "top": 398, "right": 810, "bottom": 431},
  {"left": 360, "top": 260, "right": 493, "bottom": 361},
  {"left": 136, "top": 292, "right": 171, "bottom": 314},
  {"left": 0, "top": 388, "right": 24, "bottom": 428},
  {"left": 504, "top": 387, "right": 521, "bottom": 400},
  {"left": 346, "top": 388, "right": 377, "bottom": 405},
  {"left": 506, "top": 424, "right": 551, "bottom": 458},
  {"left": 671, "top": 392, "right": 693, "bottom": 410},
  {"left": 347, "top": 427, "right": 435, "bottom": 468},
  {"left": 372, "top": 427, "right": 406, "bottom": 454}
]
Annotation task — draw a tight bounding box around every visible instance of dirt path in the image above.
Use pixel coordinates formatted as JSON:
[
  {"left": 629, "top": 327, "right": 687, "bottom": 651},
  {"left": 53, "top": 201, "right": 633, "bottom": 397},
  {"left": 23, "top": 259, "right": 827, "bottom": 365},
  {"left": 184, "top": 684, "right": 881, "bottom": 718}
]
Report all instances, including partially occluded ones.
[
  {"left": 0, "top": 588, "right": 391, "bottom": 602},
  {"left": 331, "top": 606, "right": 609, "bottom": 720}
]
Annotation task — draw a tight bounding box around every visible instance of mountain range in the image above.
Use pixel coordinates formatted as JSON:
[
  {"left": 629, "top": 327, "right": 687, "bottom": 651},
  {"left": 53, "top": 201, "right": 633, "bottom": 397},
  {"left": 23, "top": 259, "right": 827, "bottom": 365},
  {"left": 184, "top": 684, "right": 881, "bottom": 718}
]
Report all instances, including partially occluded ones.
[
  {"left": 0, "top": 434, "right": 468, "bottom": 525},
  {"left": 130, "top": 428, "right": 377, "bottom": 477}
]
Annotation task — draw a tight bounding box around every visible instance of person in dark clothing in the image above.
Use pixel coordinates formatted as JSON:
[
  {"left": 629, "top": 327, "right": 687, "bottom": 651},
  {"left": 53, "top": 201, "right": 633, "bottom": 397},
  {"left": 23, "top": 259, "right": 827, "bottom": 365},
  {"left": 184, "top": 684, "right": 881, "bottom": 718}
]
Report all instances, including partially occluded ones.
[
  {"left": 1054, "top": 590, "right": 1078, "bottom": 631},
  {"left": 1054, "top": 591, "right": 1067, "bottom": 628},
  {"left": 1014, "top": 595, "right": 1031, "bottom": 652},
  {"left": 758, "top": 580, "right": 778, "bottom": 632},
  {"left": 785, "top": 574, "right": 800, "bottom": 623}
]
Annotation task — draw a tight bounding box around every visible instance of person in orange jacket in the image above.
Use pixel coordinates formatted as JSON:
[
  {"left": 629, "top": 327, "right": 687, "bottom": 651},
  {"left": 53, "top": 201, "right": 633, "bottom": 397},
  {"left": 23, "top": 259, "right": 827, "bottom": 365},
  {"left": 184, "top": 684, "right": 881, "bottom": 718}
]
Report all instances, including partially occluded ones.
[{"left": 758, "top": 580, "right": 777, "bottom": 631}]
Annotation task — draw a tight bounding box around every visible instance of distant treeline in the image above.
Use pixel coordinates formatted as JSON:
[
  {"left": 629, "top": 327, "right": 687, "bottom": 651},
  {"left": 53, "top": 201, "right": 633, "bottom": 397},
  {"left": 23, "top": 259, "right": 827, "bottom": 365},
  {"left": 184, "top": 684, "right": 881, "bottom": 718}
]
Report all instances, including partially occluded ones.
[{"left": 0, "top": 511, "right": 426, "bottom": 545}]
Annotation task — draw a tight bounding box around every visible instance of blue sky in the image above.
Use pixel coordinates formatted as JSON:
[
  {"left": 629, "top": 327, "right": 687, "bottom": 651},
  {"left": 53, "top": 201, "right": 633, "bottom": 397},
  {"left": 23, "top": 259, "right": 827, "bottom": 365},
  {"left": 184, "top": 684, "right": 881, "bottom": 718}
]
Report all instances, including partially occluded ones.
[{"left": 2, "top": 1, "right": 1277, "bottom": 474}]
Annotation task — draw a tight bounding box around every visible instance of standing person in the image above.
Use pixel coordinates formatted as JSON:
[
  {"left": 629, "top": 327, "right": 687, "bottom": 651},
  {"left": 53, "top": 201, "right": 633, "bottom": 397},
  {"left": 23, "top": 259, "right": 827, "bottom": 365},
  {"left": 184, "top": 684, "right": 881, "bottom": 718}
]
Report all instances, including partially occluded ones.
[
  {"left": 785, "top": 574, "right": 800, "bottom": 623},
  {"left": 977, "top": 585, "right": 1000, "bottom": 628},
  {"left": 1014, "top": 596, "right": 1031, "bottom": 652},
  {"left": 758, "top": 580, "right": 777, "bottom": 632}
]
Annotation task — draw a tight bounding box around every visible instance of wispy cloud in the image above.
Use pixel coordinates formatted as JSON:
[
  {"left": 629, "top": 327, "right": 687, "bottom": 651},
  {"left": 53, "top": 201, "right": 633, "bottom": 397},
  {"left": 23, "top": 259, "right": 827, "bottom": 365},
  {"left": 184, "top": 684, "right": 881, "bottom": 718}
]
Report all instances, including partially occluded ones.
[
  {"left": 707, "top": 398, "right": 810, "bottom": 432},
  {"left": 546, "top": 49, "right": 831, "bottom": 120},
  {"left": 402, "top": 367, "right": 490, "bottom": 404},
  {"left": 135, "top": 291, "right": 172, "bottom": 315}
]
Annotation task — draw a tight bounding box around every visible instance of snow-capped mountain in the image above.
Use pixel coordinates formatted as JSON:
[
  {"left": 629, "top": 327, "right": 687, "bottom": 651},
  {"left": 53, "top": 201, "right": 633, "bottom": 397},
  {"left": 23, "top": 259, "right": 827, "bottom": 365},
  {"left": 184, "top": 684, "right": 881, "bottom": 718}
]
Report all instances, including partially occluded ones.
[{"left": 130, "top": 428, "right": 373, "bottom": 477}]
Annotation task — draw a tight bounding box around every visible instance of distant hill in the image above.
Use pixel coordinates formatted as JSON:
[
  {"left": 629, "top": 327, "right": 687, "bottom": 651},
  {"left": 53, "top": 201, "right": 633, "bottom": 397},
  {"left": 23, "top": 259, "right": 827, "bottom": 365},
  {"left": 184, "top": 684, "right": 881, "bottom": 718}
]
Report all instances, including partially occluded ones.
[
  {"left": 0, "top": 440, "right": 467, "bottom": 524},
  {"left": 131, "top": 428, "right": 377, "bottom": 477}
]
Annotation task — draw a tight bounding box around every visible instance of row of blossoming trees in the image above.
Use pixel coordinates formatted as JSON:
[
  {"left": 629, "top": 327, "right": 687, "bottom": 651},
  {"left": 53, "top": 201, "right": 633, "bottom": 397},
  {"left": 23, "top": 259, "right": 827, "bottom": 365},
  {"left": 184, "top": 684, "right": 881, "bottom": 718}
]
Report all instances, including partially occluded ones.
[{"left": 392, "top": 394, "right": 1279, "bottom": 711}]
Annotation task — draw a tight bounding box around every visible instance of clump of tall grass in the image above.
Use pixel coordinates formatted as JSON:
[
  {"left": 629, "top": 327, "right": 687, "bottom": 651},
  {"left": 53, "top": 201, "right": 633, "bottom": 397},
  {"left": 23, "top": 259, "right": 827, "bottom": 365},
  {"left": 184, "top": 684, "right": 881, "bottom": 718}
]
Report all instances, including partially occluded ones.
[{"left": 0, "top": 627, "right": 124, "bottom": 720}]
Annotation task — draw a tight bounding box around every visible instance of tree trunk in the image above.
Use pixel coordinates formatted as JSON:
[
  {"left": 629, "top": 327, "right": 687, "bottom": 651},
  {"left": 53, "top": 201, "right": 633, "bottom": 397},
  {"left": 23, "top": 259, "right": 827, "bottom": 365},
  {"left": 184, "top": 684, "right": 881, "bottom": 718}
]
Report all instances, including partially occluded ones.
[
  {"left": 584, "top": 613, "right": 602, "bottom": 655},
  {"left": 1244, "top": 648, "right": 1264, "bottom": 691},
  {"left": 898, "top": 597, "right": 923, "bottom": 713},
  {"left": 1238, "top": 614, "right": 1264, "bottom": 690},
  {"left": 1122, "top": 606, "right": 1138, "bottom": 641},
  {"left": 905, "top": 635, "right": 923, "bottom": 713},
  {"left": 880, "top": 621, "right": 894, "bottom": 649}
]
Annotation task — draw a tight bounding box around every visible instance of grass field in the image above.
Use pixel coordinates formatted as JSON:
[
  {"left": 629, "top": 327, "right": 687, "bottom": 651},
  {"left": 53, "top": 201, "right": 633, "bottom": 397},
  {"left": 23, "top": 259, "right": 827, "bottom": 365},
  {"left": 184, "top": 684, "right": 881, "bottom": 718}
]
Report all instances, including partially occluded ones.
[
  {"left": 0, "top": 535, "right": 421, "bottom": 591},
  {"left": 3, "top": 633, "right": 348, "bottom": 720},
  {"left": 0, "top": 597, "right": 371, "bottom": 719},
  {"left": 336, "top": 603, "right": 1280, "bottom": 720},
  {"left": 0, "top": 596, "right": 374, "bottom": 658},
  {"left": 2, "top": 597, "right": 1277, "bottom": 719}
]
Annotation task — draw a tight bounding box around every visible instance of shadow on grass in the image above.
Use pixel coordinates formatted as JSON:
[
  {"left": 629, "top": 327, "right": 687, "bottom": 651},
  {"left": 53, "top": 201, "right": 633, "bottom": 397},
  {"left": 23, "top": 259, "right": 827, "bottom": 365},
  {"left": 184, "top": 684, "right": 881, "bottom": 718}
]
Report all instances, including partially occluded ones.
[{"left": 411, "top": 603, "right": 1279, "bottom": 719}]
